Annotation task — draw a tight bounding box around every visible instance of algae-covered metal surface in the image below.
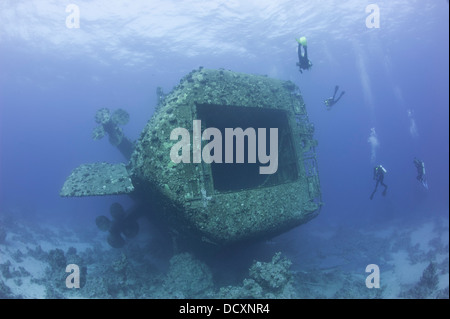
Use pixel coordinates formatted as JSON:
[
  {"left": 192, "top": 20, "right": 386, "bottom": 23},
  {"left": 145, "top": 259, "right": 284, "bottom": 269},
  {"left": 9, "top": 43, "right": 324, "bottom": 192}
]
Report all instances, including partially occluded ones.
[
  {"left": 60, "top": 163, "right": 134, "bottom": 197},
  {"left": 61, "top": 68, "right": 322, "bottom": 247},
  {"left": 129, "top": 68, "right": 322, "bottom": 245}
]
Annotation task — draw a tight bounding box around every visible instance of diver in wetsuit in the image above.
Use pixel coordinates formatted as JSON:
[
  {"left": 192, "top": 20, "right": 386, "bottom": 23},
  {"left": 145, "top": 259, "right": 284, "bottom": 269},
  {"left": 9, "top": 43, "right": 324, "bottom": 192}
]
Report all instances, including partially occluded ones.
[
  {"left": 413, "top": 157, "right": 428, "bottom": 189},
  {"left": 296, "top": 36, "right": 312, "bottom": 74},
  {"left": 324, "top": 85, "right": 345, "bottom": 110},
  {"left": 370, "top": 165, "right": 388, "bottom": 200}
]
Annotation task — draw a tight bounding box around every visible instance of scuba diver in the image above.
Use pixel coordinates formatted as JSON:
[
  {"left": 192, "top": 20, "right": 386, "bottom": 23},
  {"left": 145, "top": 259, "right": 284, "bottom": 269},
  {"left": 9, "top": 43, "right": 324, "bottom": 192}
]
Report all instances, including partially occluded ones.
[
  {"left": 324, "top": 85, "right": 345, "bottom": 110},
  {"left": 370, "top": 164, "right": 388, "bottom": 200},
  {"left": 296, "top": 36, "right": 312, "bottom": 73},
  {"left": 413, "top": 157, "right": 428, "bottom": 189}
]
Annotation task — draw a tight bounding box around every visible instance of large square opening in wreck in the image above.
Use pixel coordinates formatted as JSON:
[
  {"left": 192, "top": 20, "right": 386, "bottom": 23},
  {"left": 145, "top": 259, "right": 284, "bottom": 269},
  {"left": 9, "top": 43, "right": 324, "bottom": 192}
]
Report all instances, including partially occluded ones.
[{"left": 196, "top": 103, "right": 298, "bottom": 192}]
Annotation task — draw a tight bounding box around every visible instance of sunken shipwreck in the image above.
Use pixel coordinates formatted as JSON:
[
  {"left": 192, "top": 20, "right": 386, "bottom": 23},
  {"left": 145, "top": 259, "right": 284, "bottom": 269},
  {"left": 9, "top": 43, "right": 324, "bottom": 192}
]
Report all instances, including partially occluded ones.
[{"left": 60, "top": 68, "right": 322, "bottom": 248}]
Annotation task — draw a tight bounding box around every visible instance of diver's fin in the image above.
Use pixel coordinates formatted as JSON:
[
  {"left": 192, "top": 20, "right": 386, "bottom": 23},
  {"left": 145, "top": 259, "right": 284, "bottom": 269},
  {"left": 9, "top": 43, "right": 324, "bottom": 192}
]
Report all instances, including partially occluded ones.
[{"left": 60, "top": 162, "right": 134, "bottom": 197}]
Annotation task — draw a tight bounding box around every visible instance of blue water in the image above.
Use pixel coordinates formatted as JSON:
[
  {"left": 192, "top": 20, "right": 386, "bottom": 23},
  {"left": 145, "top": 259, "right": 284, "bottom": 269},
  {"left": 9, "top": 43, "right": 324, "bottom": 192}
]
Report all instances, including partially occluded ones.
[{"left": 0, "top": 0, "right": 448, "bottom": 299}]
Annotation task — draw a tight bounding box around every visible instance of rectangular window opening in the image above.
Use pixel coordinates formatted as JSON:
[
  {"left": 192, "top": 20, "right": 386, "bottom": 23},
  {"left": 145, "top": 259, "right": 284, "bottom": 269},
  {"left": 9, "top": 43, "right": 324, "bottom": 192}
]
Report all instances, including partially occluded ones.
[{"left": 196, "top": 103, "right": 298, "bottom": 193}]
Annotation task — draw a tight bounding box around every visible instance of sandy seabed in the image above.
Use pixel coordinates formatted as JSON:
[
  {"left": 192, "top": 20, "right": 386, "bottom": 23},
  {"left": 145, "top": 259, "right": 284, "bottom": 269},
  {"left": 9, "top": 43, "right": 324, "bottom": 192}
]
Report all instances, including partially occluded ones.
[{"left": 0, "top": 210, "right": 448, "bottom": 299}]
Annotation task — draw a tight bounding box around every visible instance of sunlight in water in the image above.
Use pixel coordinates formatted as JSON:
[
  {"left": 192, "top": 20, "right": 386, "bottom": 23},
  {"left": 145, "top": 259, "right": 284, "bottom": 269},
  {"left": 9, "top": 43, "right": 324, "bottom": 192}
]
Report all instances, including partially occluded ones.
[
  {"left": 408, "top": 109, "right": 419, "bottom": 138},
  {"left": 368, "top": 127, "right": 379, "bottom": 163}
]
